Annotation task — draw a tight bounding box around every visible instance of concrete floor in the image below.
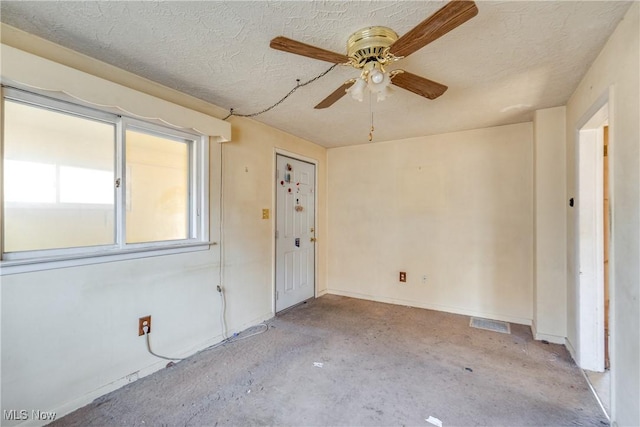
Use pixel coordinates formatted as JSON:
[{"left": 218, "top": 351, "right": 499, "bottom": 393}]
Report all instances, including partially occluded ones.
[{"left": 51, "top": 295, "right": 607, "bottom": 426}]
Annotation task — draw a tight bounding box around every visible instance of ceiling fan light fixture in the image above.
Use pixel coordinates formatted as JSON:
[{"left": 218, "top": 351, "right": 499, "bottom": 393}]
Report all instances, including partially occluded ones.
[
  {"left": 369, "top": 68, "right": 384, "bottom": 84},
  {"left": 376, "top": 85, "right": 393, "bottom": 102},
  {"left": 365, "top": 62, "right": 391, "bottom": 97},
  {"left": 347, "top": 77, "right": 367, "bottom": 102}
]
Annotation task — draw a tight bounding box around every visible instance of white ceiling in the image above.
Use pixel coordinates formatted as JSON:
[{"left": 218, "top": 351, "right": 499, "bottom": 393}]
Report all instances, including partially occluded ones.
[{"left": 0, "top": 1, "right": 632, "bottom": 148}]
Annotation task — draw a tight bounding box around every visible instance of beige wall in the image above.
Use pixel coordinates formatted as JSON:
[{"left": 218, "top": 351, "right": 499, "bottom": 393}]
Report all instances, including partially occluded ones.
[
  {"left": 221, "top": 115, "right": 328, "bottom": 323},
  {"left": 533, "top": 107, "right": 567, "bottom": 343},
  {"left": 1, "top": 29, "right": 327, "bottom": 424},
  {"left": 565, "top": 3, "right": 639, "bottom": 424},
  {"left": 327, "top": 123, "right": 534, "bottom": 324}
]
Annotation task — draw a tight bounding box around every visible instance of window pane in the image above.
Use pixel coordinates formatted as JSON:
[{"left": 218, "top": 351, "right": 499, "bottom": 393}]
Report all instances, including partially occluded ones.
[
  {"left": 125, "top": 129, "right": 189, "bottom": 243},
  {"left": 59, "top": 166, "right": 113, "bottom": 204},
  {"left": 3, "top": 100, "right": 115, "bottom": 252},
  {"left": 4, "top": 160, "right": 56, "bottom": 203}
]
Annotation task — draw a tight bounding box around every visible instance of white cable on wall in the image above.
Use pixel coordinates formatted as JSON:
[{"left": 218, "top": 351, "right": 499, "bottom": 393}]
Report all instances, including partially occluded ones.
[
  {"left": 218, "top": 141, "right": 228, "bottom": 340},
  {"left": 142, "top": 321, "right": 269, "bottom": 363},
  {"left": 219, "top": 288, "right": 228, "bottom": 340},
  {"left": 143, "top": 326, "right": 182, "bottom": 361}
]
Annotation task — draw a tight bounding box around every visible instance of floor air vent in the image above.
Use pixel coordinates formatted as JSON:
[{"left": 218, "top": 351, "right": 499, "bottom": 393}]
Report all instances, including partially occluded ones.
[{"left": 470, "top": 317, "right": 511, "bottom": 334}]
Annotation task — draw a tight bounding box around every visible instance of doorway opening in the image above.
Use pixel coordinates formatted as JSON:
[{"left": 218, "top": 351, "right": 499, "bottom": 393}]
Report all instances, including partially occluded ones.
[
  {"left": 274, "top": 153, "right": 317, "bottom": 313},
  {"left": 576, "top": 100, "right": 611, "bottom": 416}
]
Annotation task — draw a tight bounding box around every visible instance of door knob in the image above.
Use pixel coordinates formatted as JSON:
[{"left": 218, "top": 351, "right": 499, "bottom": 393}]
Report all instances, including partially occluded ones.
[{"left": 310, "top": 237, "right": 317, "bottom": 242}]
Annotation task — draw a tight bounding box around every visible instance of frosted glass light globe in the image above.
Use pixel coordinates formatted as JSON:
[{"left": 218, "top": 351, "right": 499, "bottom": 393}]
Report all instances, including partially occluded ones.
[{"left": 370, "top": 69, "right": 384, "bottom": 84}]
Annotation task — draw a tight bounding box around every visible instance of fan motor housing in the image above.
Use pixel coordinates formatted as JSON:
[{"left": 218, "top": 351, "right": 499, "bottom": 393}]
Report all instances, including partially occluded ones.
[{"left": 347, "top": 26, "right": 398, "bottom": 67}]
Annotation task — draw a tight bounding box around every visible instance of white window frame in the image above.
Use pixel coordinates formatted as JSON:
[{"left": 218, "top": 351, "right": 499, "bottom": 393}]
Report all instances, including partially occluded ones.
[{"left": 1, "top": 87, "right": 210, "bottom": 274}]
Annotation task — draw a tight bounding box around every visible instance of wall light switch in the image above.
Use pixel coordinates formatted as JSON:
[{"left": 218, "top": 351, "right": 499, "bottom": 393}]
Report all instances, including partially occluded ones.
[
  {"left": 262, "top": 209, "right": 270, "bottom": 219},
  {"left": 399, "top": 272, "right": 407, "bottom": 282}
]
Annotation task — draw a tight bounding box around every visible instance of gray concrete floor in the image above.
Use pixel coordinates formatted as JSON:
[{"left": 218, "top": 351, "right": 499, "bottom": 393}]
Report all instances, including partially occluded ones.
[{"left": 51, "top": 295, "right": 608, "bottom": 426}]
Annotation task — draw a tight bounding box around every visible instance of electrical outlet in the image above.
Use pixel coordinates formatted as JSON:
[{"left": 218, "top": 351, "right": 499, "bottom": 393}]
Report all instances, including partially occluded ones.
[
  {"left": 422, "top": 275, "right": 427, "bottom": 284},
  {"left": 399, "top": 272, "right": 407, "bottom": 282},
  {"left": 138, "top": 315, "right": 151, "bottom": 336}
]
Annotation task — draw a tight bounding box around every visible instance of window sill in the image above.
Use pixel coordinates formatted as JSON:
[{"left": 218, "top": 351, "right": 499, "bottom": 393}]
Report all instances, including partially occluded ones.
[{"left": 0, "top": 242, "right": 216, "bottom": 276}]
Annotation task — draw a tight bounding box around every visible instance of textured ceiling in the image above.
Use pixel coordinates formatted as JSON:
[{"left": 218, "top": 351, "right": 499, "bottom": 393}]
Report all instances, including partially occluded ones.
[{"left": 0, "top": 1, "right": 632, "bottom": 147}]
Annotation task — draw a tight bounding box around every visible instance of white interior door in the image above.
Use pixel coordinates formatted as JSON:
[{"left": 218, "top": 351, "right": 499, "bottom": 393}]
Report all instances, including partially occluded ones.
[{"left": 275, "top": 154, "right": 316, "bottom": 312}]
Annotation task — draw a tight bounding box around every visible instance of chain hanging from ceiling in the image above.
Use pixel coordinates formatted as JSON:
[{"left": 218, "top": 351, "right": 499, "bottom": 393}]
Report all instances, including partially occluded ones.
[
  {"left": 222, "top": 64, "right": 338, "bottom": 121},
  {"left": 368, "top": 91, "right": 375, "bottom": 142}
]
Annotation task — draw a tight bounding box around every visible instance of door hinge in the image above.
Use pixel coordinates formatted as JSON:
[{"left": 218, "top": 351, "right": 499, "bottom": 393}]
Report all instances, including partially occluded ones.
[
  {"left": 275, "top": 230, "right": 279, "bottom": 239},
  {"left": 604, "top": 145, "right": 608, "bottom": 156},
  {"left": 276, "top": 291, "right": 279, "bottom": 300}
]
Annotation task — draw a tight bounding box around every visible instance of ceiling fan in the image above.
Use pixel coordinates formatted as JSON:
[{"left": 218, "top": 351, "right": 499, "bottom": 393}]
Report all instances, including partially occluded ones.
[{"left": 270, "top": 1, "right": 478, "bottom": 109}]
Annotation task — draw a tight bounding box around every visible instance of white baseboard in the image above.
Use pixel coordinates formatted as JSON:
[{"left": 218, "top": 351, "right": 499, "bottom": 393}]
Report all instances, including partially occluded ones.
[
  {"left": 531, "top": 318, "right": 538, "bottom": 338},
  {"left": 565, "top": 337, "right": 579, "bottom": 364},
  {"left": 326, "top": 288, "right": 532, "bottom": 326},
  {"left": 533, "top": 331, "right": 566, "bottom": 344},
  {"left": 530, "top": 318, "right": 566, "bottom": 344}
]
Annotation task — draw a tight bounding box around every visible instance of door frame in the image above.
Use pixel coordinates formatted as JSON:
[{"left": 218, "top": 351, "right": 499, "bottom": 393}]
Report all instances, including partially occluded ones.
[
  {"left": 272, "top": 148, "right": 319, "bottom": 314},
  {"left": 573, "top": 86, "right": 615, "bottom": 410},
  {"left": 576, "top": 118, "right": 606, "bottom": 371}
]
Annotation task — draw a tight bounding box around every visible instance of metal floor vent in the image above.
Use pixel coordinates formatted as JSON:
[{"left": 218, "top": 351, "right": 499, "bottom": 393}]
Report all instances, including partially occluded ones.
[{"left": 470, "top": 317, "right": 511, "bottom": 334}]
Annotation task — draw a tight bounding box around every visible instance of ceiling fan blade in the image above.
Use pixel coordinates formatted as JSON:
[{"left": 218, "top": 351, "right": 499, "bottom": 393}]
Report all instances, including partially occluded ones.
[
  {"left": 270, "top": 36, "right": 350, "bottom": 64},
  {"left": 314, "top": 81, "right": 355, "bottom": 109},
  {"left": 391, "top": 72, "right": 448, "bottom": 100},
  {"left": 389, "top": 1, "right": 478, "bottom": 58}
]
